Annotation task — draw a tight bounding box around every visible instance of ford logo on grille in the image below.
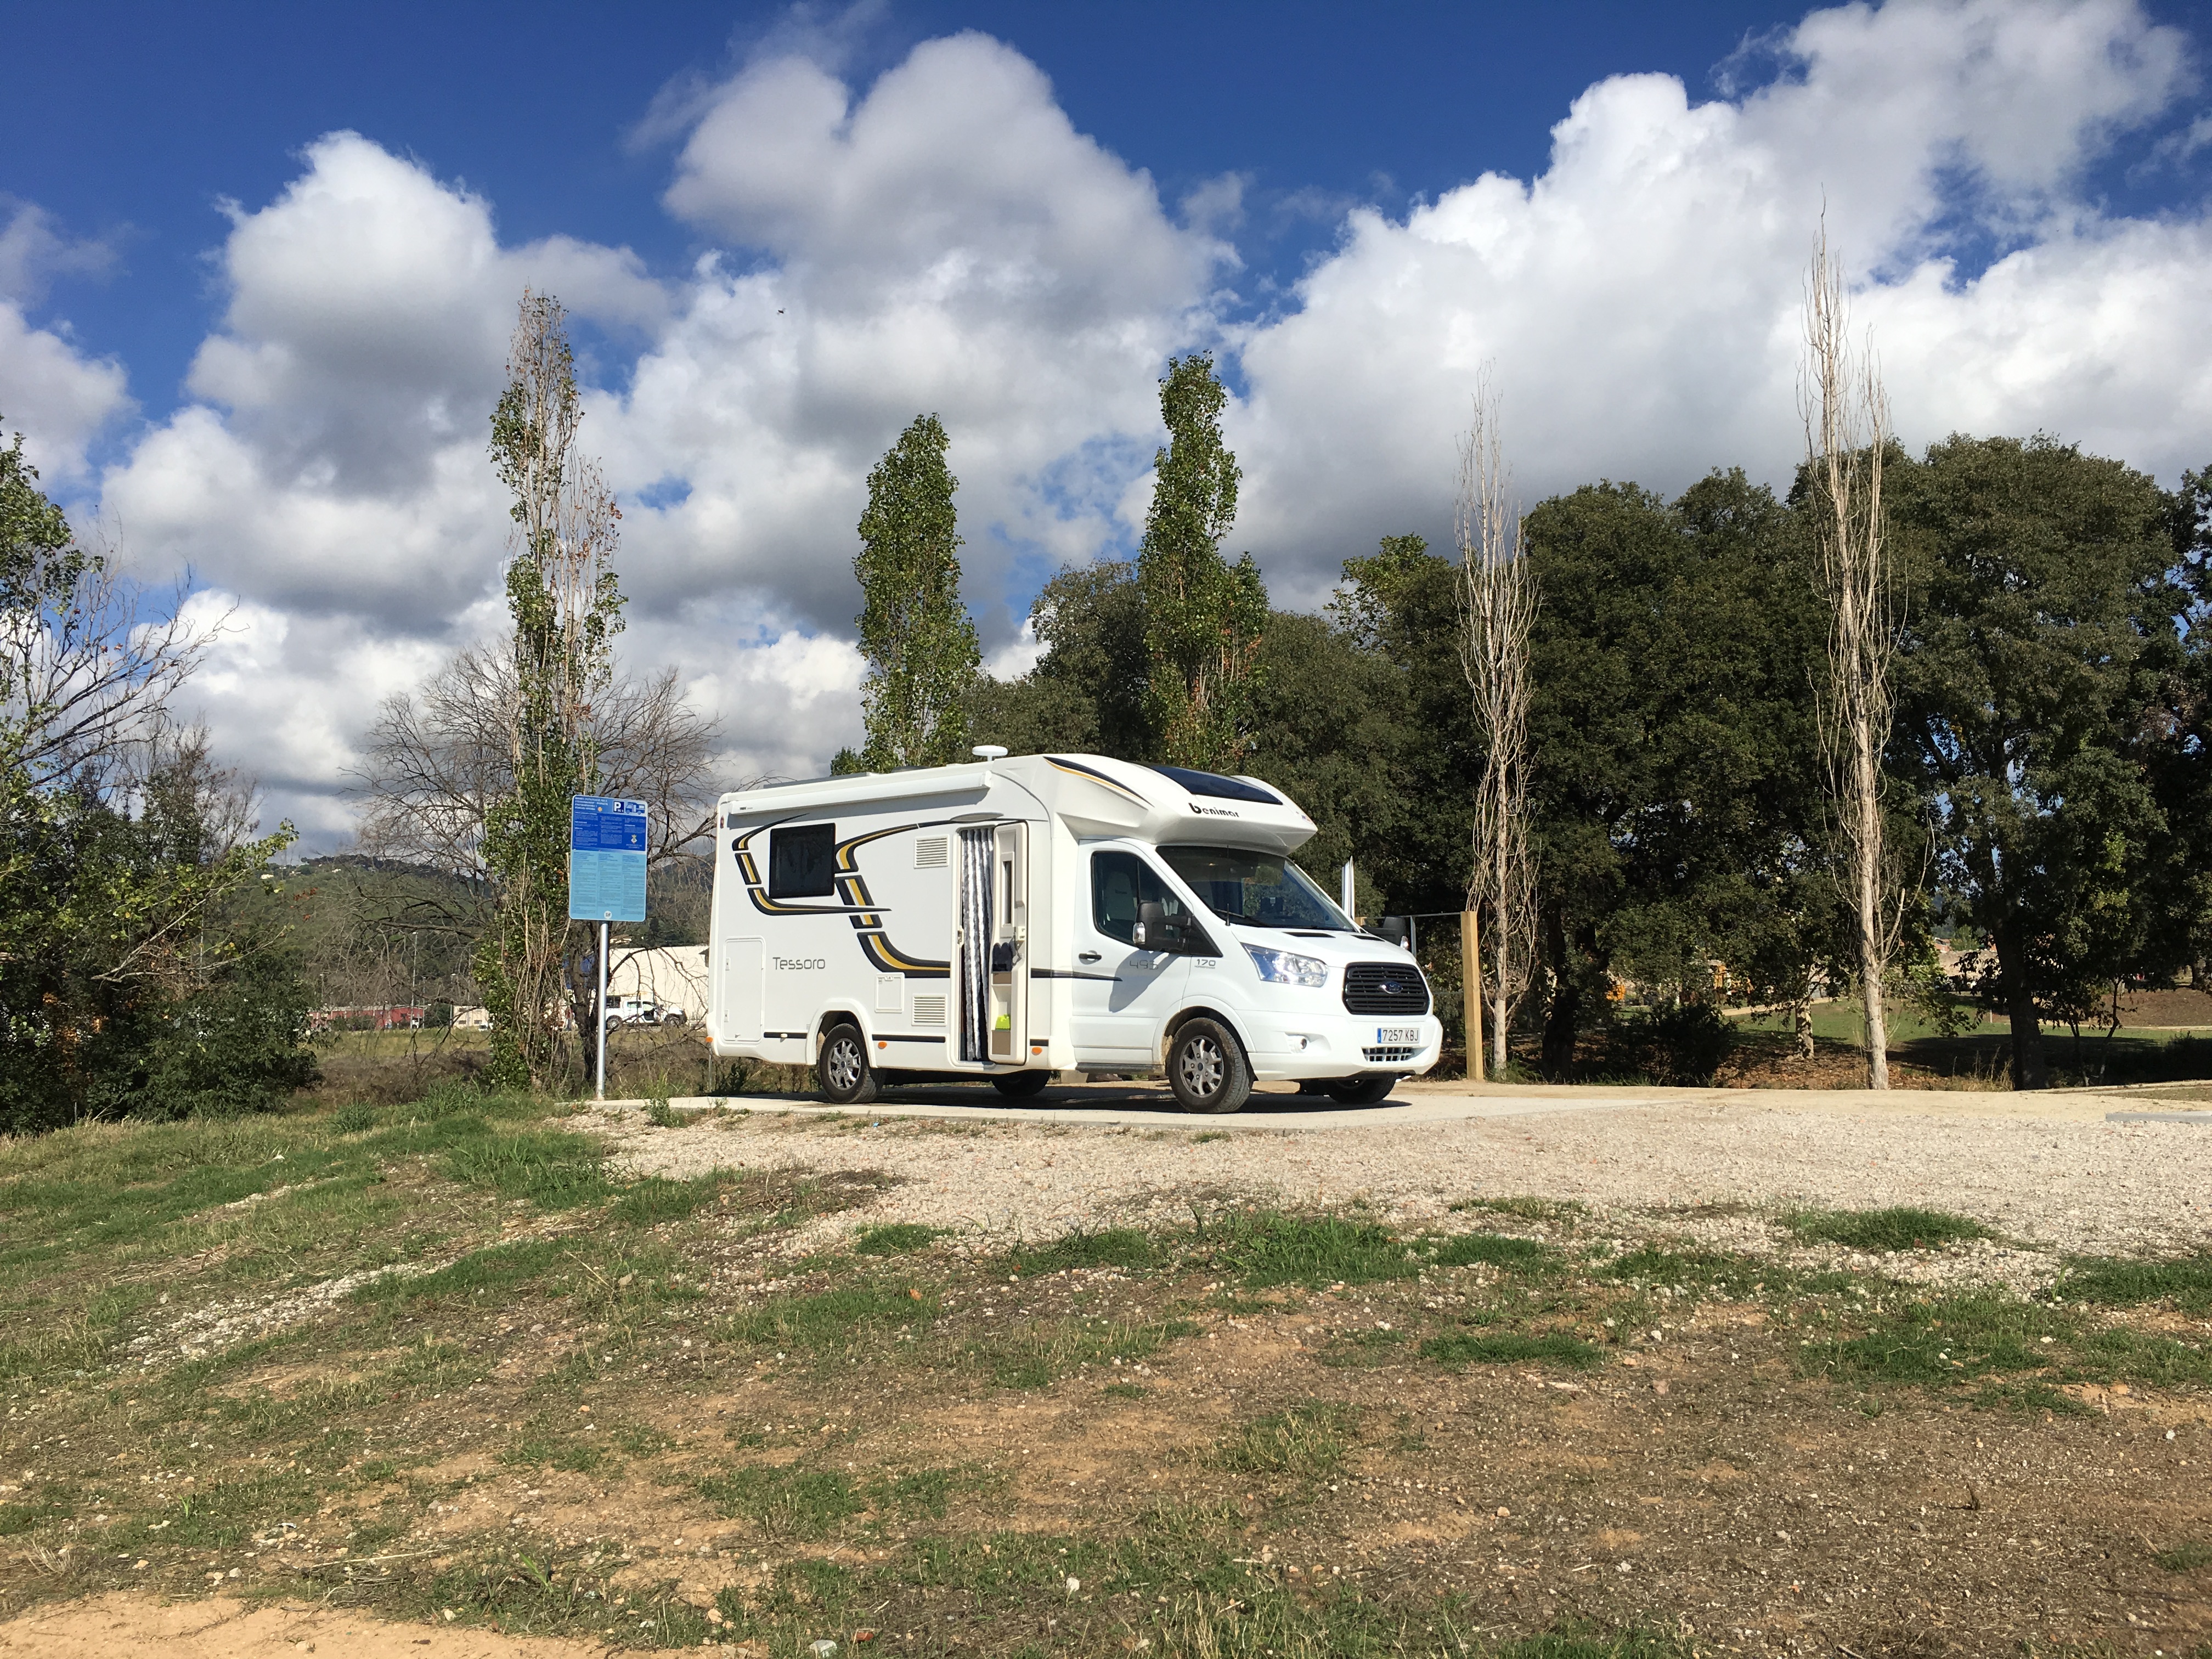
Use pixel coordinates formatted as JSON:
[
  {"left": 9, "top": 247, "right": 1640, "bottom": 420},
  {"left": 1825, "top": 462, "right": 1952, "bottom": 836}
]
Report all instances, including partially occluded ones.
[{"left": 1380, "top": 980, "right": 1402, "bottom": 995}]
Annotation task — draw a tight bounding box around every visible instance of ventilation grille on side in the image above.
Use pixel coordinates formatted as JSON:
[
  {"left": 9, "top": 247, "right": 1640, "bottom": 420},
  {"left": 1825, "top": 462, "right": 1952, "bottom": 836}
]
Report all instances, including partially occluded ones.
[
  {"left": 916, "top": 836, "right": 949, "bottom": 868},
  {"left": 1341, "top": 963, "right": 1432, "bottom": 1015},
  {"left": 912, "top": 994, "right": 947, "bottom": 1026}
]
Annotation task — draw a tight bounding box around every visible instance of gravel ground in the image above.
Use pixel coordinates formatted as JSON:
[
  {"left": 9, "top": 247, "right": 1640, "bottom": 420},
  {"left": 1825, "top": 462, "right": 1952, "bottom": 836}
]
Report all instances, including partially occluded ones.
[{"left": 601, "top": 1088, "right": 2212, "bottom": 1294}]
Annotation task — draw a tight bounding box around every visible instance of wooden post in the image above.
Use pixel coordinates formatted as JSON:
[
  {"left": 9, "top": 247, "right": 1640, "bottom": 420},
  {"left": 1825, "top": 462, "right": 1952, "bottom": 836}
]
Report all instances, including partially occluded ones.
[{"left": 1460, "top": 909, "right": 1485, "bottom": 1084}]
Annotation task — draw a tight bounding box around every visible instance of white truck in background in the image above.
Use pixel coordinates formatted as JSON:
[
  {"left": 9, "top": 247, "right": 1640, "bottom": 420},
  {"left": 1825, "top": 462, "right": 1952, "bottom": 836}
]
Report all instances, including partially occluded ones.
[{"left": 705, "top": 752, "right": 1440, "bottom": 1114}]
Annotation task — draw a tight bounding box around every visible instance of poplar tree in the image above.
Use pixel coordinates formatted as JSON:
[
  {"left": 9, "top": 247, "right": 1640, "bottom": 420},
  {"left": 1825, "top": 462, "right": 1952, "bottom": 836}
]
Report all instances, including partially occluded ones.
[
  {"left": 477, "top": 292, "right": 624, "bottom": 1090},
  {"left": 1138, "top": 353, "right": 1267, "bottom": 770},
  {"left": 853, "top": 414, "right": 980, "bottom": 771}
]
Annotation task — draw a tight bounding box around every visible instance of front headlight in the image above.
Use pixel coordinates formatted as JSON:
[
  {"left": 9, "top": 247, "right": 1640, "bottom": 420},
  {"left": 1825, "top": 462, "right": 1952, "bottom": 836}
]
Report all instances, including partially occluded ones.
[{"left": 1244, "top": 945, "right": 1329, "bottom": 988}]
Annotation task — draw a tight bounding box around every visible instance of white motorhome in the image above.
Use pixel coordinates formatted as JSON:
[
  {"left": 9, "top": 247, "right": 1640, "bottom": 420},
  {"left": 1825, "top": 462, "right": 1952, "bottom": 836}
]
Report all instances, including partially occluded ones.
[{"left": 706, "top": 751, "right": 1441, "bottom": 1113}]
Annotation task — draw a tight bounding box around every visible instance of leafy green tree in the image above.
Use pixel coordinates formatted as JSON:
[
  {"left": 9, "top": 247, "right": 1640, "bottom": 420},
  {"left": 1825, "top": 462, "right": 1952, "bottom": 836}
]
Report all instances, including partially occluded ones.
[
  {"left": 1, "top": 424, "right": 310, "bottom": 1131},
  {"left": 1522, "top": 471, "right": 1838, "bottom": 1076},
  {"left": 477, "top": 293, "right": 625, "bottom": 1090},
  {"left": 1892, "top": 435, "right": 2183, "bottom": 1087},
  {"left": 1327, "top": 534, "right": 1477, "bottom": 914},
  {"left": 1139, "top": 354, "right": 1268, "bottom": 770},
  {"left": 968, "top": 558, "right": 1149, "bottom": 760},
  {"left": 851, "top": 414, "right": 980, "bottom": 771},
  {"left": 2143, "top": 462, "right": 2212, "bottom": 989}
]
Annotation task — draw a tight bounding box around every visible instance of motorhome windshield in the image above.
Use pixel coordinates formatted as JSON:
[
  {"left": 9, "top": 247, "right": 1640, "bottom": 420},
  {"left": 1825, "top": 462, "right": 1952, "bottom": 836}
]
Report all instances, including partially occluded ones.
[{"left": 1158, "top": 845, "right": 1356, "bottom": 932}]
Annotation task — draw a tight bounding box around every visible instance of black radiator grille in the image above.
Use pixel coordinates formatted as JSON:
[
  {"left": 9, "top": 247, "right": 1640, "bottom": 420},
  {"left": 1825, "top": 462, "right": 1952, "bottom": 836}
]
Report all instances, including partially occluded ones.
[{"left": 1341, "top": 962, "right": 1431, "bottom": 1015}]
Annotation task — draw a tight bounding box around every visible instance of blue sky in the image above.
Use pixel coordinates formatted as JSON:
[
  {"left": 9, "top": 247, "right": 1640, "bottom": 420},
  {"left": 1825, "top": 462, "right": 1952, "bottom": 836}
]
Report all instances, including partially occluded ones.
[
  {"left": 23, "top": 0, "right": 2203, "bottom": 455},
  {"left": 4, "top": 1, "right": 2210, "bottom": 838}
]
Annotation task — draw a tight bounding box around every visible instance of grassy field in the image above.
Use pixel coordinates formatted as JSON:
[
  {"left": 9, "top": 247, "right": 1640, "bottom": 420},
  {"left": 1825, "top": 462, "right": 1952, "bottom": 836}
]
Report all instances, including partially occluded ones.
[
  {"left": 1724, "top": 995, "right": 2212, "bottom": 1090},
  {"left": 1, "top": 1091, "right": 2208, "bottom": 1654},
  {"left": 304, "top": 1025, "right": 809, "bottom": 1108}
]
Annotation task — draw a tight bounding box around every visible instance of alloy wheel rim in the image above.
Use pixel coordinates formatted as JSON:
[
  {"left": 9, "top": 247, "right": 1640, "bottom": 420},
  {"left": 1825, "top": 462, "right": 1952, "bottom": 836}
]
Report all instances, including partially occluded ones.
[
  {"left": 827, "top": 1041, "right": 861, "bottom": 1092},
  {"left": 1180, "top": 1036, "right": 1224, "bottom": 1097}
]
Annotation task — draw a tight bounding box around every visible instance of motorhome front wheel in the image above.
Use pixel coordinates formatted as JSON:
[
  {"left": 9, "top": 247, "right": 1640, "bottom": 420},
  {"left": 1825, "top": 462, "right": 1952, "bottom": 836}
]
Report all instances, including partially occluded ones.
[
  {"left": 992, "top": 1071, "right": 1049, "bottom": 1099},
  {"left": 1167, "top": 1019, "right": 1251, "bottom": 1115},
  {"left": 818, "top": 1023, "right": 881, "bottom": 1106}
]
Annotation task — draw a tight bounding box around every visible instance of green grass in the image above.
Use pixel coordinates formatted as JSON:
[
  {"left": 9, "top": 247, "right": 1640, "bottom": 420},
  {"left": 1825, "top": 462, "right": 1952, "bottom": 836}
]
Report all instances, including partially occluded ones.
[
  {"left": 1205, "top": 1211, "right": 1418, "bottom": 1288},
  {"left": 1421, "top": 1330, "right": 1605, "bottom": 1370},
  {"left": 609, "top": 1171, "right": 730, "bottom": 1227},
  {"left": 722, "top": 1282, "right": 937, "bottom": 1350},
  {"left": 2154, "top": 1538, "right": 2212, "bottom": 1572},
  {"left": 499, "top": 1410, "right": 608, "bottom": 1475},
  {"left": 353, "top": 1239, "right": 569, "bottom": 1305},
  {"left": 2060, "top": 1252, "right": 2212, "bottom": 1313},
  {"left": 1008, "top": 1226, "right": 1156, "bottom": 1273},
  {"left": 1317, "top": 1327, "right": 1414, "bottom": 1369},
  {"left": 855, "top": 1222, "right": 944, "bottom": 1255},
  {"left": 1430, "top": 1232, "right": 1554, "bottom": 1271},
  {"left": 439, "top": 1128, "right": 612, "bottom": 1209},
  {"left": 693, "top": 1463, "right": 975, "bottom": 1539},
  {"left": 1449, "top": 1196, "right": 1588, "bottom": 1224},
  {"left": 1212, "top": 1402, "right": 1358, "bottom": 1480},
  {"left": 695, "top": 1464, "right": 867, "bottom": 1539},
  {"left": 1801, "top": 1291, "right": 2068, "bottom": 1386},
  {"left": 1783, "top": 1206, "right": 1994, "bottom": 1252},
  {"left": 968, "top": 1316, "right": 1197, "bottom": 1389}
]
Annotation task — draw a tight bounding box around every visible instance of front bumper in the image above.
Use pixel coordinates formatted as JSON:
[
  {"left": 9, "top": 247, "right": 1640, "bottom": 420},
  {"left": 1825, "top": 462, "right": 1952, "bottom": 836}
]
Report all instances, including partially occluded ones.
[{"left": 1239, "top": 1011, "right": 1444, "bottom": 1082}]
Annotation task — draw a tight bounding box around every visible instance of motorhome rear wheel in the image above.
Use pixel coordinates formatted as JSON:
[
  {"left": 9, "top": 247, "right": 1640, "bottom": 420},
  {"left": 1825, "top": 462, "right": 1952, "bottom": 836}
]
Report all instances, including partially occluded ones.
[
  {"left": 819, "top": 1023, "right": 881, "bottom": 1106},
  {"left": 1168, "top": 1019, "right": 1251, "bottom": 1114},
  {"left": 992, "top": 1071, "right": 1049, "bottom": 1099}
]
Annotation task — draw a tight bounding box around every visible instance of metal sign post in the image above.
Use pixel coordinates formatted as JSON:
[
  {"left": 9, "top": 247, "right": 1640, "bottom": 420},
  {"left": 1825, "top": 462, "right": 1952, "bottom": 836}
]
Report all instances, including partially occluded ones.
[
  {"left": 569, "top": 795, "right": 648, "bottom": 1102},
  {"left": 596, "top": 919, "right": 610, "bottom": 1101}
]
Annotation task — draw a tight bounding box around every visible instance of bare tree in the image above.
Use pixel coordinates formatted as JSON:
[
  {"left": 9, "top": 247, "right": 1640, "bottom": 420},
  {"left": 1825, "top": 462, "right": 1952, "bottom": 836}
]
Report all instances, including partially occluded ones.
[
  {"left": 1, "top": 552, "right": 219, "bottom": 792},
  {"left": 1802, "top": 224, "right": 1904, "bottom": 1090},
  {"left": 353, "top": 644, "right": 726, "bottom": 956},
  {"left": 1456, "top": 385, "right": 1541, "bottom": 1081}
]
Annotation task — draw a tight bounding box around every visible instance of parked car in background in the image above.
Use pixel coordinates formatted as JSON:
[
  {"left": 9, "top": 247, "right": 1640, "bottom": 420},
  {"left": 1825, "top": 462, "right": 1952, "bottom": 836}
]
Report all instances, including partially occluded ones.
[{"left": 603, "top": 994, "right": 687, "bottom": 1029}]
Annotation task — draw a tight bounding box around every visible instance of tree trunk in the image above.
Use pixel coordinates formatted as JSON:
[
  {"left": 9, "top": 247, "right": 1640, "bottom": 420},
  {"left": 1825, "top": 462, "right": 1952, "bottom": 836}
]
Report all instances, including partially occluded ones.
[
  {"left": 1850, "top": 701, "right": 1891, "bottom": 1088},
  {"left": 1540, "top": 902, "right": 1578, "bottom": 1079},
  {"left": 1460, "top": 909, "right": 1485, "bottom": 1084},
  {"left": 1793, "top": 992, "right": 1815, "bottom": 1062},
  {"left": 1994, "top": 923, "right": 2047, "bottom": 1089},
  {"left": 1490, "top": 836, "right": 1511, "bottom": 1080}
]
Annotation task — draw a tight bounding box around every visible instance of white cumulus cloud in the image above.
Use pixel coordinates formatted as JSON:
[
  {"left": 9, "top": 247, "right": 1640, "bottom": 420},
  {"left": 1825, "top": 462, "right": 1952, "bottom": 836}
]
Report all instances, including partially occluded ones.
[
  {"left": 1231, "top": 0, "right": 2209, "bottom": 601},
  {"left": 0, "top": 199, "right": 131, "bottom": 481},
  {"left": 61, "top": 0, "right": 2212, "bottom": 842}
]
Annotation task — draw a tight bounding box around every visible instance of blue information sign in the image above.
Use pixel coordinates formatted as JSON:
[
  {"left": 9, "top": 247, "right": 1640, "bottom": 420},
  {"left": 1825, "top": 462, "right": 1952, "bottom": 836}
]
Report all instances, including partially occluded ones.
[{"left": 569, "top": 796, "right": 647, "bottom": 922}]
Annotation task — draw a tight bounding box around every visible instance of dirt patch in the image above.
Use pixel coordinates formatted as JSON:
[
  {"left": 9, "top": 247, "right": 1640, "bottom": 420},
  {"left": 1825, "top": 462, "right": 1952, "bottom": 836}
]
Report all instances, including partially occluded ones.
[{"left": 0, "top": 1592, "right": 604, "bottom": 1656}]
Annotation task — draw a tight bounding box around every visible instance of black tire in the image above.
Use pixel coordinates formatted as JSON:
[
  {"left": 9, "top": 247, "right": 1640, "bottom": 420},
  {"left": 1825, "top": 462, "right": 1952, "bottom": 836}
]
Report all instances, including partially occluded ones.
[
  {"left": 1167, "top": 1018, "right": 1251, "bottom": 1115},
  {"left": 1327, "top": 1075, "right": 1398, "bottom": 1107},
  {"left": 817, "top": 1023, "right": 881, "bottom": 1106},
  {"left": 992, "top": 1070, "right": 1051, "bottom": 1098},
  {"left": 662, "top": 1012, "right": 686, "bottom": 1027}
]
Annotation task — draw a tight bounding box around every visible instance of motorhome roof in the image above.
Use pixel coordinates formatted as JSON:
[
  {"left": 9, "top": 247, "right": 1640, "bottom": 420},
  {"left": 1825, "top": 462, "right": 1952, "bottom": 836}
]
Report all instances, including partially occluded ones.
[{"left": 719, "top": 753, "right": 1318, "bottom": 856}]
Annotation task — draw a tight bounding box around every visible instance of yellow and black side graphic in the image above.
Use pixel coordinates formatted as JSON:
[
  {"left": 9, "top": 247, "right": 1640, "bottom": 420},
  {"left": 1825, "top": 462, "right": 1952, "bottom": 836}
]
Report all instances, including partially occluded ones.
[
  {"left": 730, "top": 821, "right": 951, "bottom": 979},
  {"left": 1045, "top": 754, "right": 1150, "bottom": 806}
]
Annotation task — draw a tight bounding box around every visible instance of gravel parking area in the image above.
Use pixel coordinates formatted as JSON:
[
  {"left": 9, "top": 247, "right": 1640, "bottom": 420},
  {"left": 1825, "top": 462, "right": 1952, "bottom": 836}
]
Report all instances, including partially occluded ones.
[{"left": 600, "top": 1084, "right": 2212, "bottom": 1289}]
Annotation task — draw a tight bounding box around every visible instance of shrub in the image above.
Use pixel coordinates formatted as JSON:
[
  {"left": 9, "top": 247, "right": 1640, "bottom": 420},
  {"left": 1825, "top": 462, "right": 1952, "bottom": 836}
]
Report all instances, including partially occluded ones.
[{"left": 1600, "top": 1003, "right": 1733, "bottom": 1085}]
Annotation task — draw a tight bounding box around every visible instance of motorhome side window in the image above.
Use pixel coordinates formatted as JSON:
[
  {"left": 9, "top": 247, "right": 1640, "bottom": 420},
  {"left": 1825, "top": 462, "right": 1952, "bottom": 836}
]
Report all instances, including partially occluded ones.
[
  {"left": 1090, "top": 850, "right": 1193, "bottom": 947},
  {"left": 769, "top": 823, "right": 836, "bottom": 898}
]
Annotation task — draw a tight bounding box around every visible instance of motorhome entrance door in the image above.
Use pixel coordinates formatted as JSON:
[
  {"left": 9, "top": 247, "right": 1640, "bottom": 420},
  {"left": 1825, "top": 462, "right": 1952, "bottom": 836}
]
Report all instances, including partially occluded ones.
[{"left": 956, "top": 823, "right": 1028, "bottom": 1064}]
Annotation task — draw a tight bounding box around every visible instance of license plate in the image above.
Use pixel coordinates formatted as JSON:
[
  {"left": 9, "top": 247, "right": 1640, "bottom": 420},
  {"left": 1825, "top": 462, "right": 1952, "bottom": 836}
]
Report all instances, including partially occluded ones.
[{"left": 1376, "top": 1026, "right": 1419, "bottom": 1045}]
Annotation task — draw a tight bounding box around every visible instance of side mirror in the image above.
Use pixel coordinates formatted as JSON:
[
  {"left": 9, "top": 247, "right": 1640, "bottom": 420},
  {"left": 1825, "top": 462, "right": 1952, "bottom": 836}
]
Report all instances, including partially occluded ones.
[
  {"left": 1377, "top": 916, "right": 1410, "bottom": 948},
  {"left": 1135, "top": 899, "right": 1166, "bottom": 949}
]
